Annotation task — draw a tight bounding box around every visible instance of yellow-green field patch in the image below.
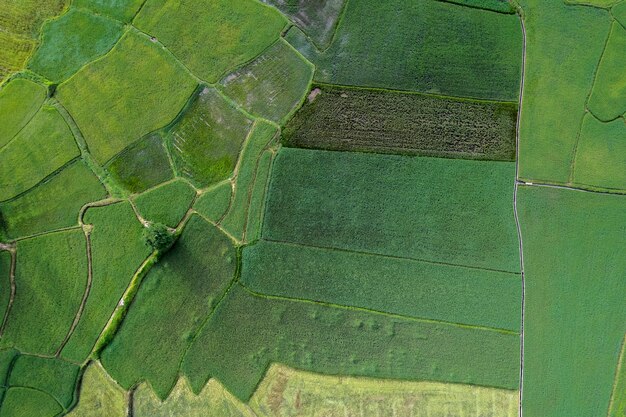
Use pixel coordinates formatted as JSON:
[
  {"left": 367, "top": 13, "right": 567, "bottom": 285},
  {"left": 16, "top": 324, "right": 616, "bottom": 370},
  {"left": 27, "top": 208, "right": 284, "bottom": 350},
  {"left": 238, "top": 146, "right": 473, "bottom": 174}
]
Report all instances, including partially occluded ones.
[
  {"left": 587, "top": 21, "right": 626, "bottom": 121},
  {"left": 250, "top": 364, "right": 519, "bottom": 417},
  {"left": 0, "top": 106, "right": 80, "bottom": 201},
  {"left": 133, "top": 377, "right": 255, "bottom": 417},
  {"left": 134, "top": 0, "right": 287, "bottom": 82},
  {"left": 57, "top": 30, "right": 197, "bottom": 164},
  {"left": 0, "top": 78, "right": 46, "bottom": 148},
  {"left": 572, "top": 114, "right": 626, "bottom": 190},
  {"left": 66, "top": 362, "right": 128, "bottom": 417}
]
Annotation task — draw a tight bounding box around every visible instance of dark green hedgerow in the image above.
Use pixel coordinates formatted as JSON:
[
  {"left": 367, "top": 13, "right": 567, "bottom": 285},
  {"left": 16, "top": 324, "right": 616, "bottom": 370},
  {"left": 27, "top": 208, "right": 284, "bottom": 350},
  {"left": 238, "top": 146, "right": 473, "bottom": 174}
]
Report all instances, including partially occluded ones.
[{"left": 283, "top": 85, "right": 517, "bottom": 161}]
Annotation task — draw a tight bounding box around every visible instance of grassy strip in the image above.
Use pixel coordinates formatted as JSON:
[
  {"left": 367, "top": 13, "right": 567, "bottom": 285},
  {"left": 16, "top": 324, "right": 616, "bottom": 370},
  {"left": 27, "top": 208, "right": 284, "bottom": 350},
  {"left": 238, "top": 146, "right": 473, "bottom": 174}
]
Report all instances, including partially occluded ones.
[{"left": 91, "top": 252, "right": 157, "bottom": 358}]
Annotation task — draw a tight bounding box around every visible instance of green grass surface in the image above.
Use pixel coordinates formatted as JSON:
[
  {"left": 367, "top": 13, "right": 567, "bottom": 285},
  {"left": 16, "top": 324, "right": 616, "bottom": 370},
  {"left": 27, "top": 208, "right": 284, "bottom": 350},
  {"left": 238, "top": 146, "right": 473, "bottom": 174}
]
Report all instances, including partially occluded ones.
[
  {"left": 57, "top": 30, "right": 197, "bottom": 164},
  {"left": 8, "top": 355, "right": 80, "bottom": 408},
  {"left": 221, "top": 122, "right": 277, "bottom": 242},
  {"left": 182, "top": 285, "right": 520, "bottom": 401},
  {"left": 193, "top": 181, "right": 232, "bottom": 223},
  {"left": 518, "top": 186, "right": 626, "bottom": 417},
  {"left": 29, "top": 7, "right": 124, "bottom": 83},
  {"left": 106, "top": 133, "right": 174, "bottom": 194},
  {"left": 608, "top": 336, "right": 626, "bottom": 417},
  {"left": 251, "top": 364, "right": 519, "bottom": 417},
  {"left": 287, "top": 0, "right": 522, "bottom": 100},
  {"left": 219, "top": 39, "right": 313, "bottom": 124},
  {"left": 572, "top": 114, "right": 626, "bottom": 190},
  {"left": 101, "top": 215, "right": 237, "bottom": 399},
  {"left": 0, "top": 252, "right": 11, "bottom": 323},
  {"left": 283, "top": 84, "right": 517, "bottom": 160},
  {"left": 133, "top": 180, "right": 196, "bottom": 228},
  {"left": 169, "top": 88, "right": 253, "bottom": 187},
  {"left": 0, "top": 229, "right": 86, "bottom": 355},
  {"left": 566, "top": 0, "right": 622, "bottom": 7},
  {"left": 0, "top": 0, "right": 67, "bottom": 82},
  {"left": 517, "top": 1, "right": 611, "bottom": 183},
  {"left": 61, "top": 201, "right": 150, "bottom": 363},
  {"left": 134, "top": 0, "right": 287, "bottom": 83},
  {"left": 242, "top": 240, "right": 521, "bottom": 330},
  {"left": 0, "top": 160, "right": 106, "bottom": 240},
  {"left": 263, "top": 148, "right": 519, "bottom": 272},
  {"left": 263, "top": 0, "right": 345, "bottom": 49},
  {"left": 0, "top": 106, "right": 80, "bottom": 201},
  {"left": 244, "top": 151, "right": 273, "bottom": 243},
  {"left": 66, "top": 362, "right": 127, "bottom": 417},
  {"left": 0, "top": 349, "right": 18, "bottom": 386},
  {"left": 73, "top": 0, "right": 144, "bottom": 22},
  {"left": 587, "top": 21, "right": 626, "bottom": 122},
  {"left": 133, "top": 378, "right": 255, "bottom": 417},
  {"left": 0, "top": 78, "right": 46, "bottom": 148},
  {"left": 0, "top": 387, "right": 62, "bottom": 417},
  {"left": 614, "top": 1, "right": 626, "bottom": 24}
]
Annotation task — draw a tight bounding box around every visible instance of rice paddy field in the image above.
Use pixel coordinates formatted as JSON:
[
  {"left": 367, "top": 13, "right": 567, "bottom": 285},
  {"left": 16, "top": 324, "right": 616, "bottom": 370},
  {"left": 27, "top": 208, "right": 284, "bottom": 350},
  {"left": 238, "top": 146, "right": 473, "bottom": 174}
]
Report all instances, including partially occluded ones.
[{"left": 0, "top": 0, "right": 624, "bottom": 416}]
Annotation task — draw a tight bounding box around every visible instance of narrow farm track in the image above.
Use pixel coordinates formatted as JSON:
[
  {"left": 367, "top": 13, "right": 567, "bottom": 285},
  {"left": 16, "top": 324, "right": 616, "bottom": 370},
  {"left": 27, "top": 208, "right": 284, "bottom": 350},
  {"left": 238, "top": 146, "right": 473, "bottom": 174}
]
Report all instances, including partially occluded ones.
[
  {"left": 0, "top": 246, "right": 17, "bottom": 337},
  {"left": 514, "top": 10, "right": 528, "bottom": 417},
  {"left": 518, "top": 180, "right": 626, "bottom": 196},
  {"left": 238, "top": 282, "right": 519, "bottom": 335},
  {"left": 55, "top": 228, "right": 93, "bottom": 356}
]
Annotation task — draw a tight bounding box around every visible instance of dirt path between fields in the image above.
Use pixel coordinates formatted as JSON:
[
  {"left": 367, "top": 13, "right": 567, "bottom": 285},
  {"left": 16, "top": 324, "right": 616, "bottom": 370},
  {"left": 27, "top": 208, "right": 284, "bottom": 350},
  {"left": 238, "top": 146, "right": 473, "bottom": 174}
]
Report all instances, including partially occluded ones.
[
  {"left": 513, "top": 11, "right": 528, "bottom": 417},
  {"left": 55, "top": 227, "right": 94, "bottom": 356},
  {"left": 0, "top": 245, "right": 16, "bottom": 337}
]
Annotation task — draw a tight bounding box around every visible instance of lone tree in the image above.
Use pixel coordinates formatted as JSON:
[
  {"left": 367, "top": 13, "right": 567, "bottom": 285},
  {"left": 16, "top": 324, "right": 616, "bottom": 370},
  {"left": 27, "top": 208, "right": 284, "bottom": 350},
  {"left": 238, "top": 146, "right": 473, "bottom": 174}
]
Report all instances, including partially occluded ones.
[{"left": 143, "top": 223, "right": 177, "bottom": 254}]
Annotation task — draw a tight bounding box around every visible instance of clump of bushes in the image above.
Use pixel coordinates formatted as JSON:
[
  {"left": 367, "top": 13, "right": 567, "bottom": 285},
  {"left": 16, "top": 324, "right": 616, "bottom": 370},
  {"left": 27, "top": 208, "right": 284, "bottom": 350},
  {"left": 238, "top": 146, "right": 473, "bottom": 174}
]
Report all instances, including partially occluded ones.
[{"left": 143, "top": 222, "right": 178, "bottom": 254}]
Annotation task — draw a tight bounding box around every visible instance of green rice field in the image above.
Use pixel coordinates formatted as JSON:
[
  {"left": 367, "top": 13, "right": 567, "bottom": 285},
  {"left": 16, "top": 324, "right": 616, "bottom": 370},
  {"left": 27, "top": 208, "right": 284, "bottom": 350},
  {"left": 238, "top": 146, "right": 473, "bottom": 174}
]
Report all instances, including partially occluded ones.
[{"left": 0, "top": 0, "right": 623, "bottom": 415}]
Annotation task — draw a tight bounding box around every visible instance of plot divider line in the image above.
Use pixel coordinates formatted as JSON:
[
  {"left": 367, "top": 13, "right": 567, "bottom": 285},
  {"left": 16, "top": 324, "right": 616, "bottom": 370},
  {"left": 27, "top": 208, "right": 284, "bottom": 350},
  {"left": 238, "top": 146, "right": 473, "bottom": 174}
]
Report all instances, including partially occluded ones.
[
  {"left": 261, "top": 237, "right": 522, "bottom": 276},
  {"left": 514, "top": 9, "right": 528, "bottom": 417},
  {"left": 0, "top": 247, "right": 17, "bottom": 338},
  {"left": 55, "top": 227, "right": 93, "bottom": 357},
  {"left": 238, "top": 282, "right": 519, "bottom": 336}
]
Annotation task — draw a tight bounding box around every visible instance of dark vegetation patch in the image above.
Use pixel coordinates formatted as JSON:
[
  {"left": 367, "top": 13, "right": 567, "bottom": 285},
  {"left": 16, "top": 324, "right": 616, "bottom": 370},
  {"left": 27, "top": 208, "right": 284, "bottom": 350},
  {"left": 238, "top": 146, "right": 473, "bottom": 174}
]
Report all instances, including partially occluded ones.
[
  {"left": 283, "top": 85, "right": 517, "bottom": 161},
  {"left": 182, "top": 285, "right": 520, "bottom": 401},
  {"left": 261, "top": 0, "right": 346, "bottom": 49},
  {"left": 106, "top": 133, "right": 174, "bottom": 195}
]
